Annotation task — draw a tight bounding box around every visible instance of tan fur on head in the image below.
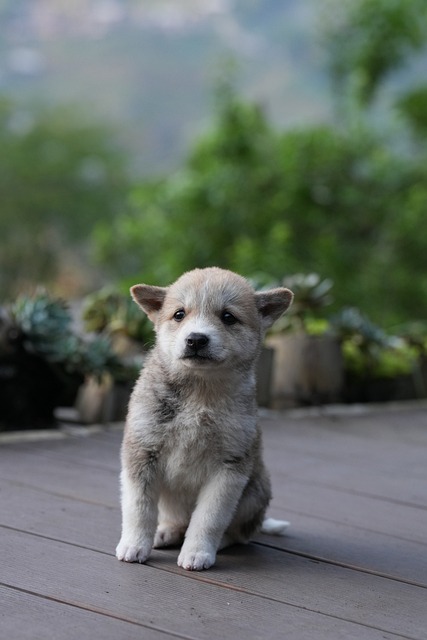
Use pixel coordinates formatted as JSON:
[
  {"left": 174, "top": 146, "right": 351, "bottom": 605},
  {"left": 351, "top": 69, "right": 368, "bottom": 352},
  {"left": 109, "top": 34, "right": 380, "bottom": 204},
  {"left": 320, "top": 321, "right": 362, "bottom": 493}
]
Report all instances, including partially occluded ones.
[{"left": 131, "top": 267, "right": 293, "bottom": 332}]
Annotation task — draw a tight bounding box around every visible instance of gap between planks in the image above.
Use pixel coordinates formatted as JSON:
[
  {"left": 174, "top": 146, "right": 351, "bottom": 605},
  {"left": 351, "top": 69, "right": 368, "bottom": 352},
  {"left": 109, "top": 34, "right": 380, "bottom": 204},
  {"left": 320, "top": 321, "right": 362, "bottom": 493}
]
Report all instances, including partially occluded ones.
[
  {"left": 252, "top": 540, "right": 427, "bottom": 590},
  {"left": 0, "top": 572, "right": 419, "bottom": 640},
  {"left": 2, "top": 522, "right": 426, "bottom": 592},
  {"left": 2, "top": 583, "right": 197, "bottom": 640}
]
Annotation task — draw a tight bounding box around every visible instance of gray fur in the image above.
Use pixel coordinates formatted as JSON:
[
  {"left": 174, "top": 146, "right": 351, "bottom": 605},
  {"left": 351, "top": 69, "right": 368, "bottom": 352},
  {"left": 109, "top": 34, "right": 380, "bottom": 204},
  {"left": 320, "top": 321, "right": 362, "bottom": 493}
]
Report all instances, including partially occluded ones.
[{"left": 116, "top": 267, "right": 293, "bottom": 570}]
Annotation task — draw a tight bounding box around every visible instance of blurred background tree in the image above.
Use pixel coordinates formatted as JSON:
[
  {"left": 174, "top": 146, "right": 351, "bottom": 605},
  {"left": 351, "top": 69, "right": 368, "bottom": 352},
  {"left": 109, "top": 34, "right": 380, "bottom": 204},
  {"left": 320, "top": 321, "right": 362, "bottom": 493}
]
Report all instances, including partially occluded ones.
[
  {"left": 95, "top": 75, "right": 427, "bottom": 324},
  {"left": 322, "top": 0, "right": 427, "bottom": 109},
  {"left": 94, "top": 84, "right": 291, "bottom": 286},
  {"left": 0, "top": 98, "right": 130, "bottom": 299},
  {"left": 1, "top": 0, "right": 427, "bottom": 329}
]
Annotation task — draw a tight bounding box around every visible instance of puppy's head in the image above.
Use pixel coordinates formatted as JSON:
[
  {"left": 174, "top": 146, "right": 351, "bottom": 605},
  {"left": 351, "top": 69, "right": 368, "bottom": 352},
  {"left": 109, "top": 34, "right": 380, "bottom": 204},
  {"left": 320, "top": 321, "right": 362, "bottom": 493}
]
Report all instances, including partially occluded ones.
[{"left": 131, "top": 268, "right": 293, "bottom": 375}]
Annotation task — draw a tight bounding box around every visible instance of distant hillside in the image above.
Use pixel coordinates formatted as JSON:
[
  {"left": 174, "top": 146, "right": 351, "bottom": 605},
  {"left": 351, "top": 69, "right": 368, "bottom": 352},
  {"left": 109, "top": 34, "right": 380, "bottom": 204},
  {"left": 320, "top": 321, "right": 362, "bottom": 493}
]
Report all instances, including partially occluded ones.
[{"left": 0, "top": 0, "right": 329, "bottom": 175}]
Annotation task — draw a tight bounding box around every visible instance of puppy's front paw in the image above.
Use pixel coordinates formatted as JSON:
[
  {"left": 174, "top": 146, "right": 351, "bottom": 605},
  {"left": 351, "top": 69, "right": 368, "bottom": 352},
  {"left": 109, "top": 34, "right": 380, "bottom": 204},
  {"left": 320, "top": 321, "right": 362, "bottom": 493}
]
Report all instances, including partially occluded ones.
[
  {"left": 116, "top": 538, "right": 151, "bottom": 564},
  {"left": 177, "top": 548, "right": 216, "bottom": 571}
]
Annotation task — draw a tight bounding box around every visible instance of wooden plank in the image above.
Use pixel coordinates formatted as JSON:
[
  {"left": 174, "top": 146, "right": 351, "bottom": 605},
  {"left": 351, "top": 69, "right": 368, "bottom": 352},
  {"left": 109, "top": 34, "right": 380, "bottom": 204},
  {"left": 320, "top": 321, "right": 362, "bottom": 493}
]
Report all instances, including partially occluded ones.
[
  {"left": 4, "top": 525, "right": 427, "bottom": 640},
  {"left": 267, "top": 477, "right": 427, "bottom": 545},
  {"left": 2, "top": 410, "right": 426, "bottom": 508},
  {"left": 262, "top": 414, "right": 427, "bottom": 506},
  {"left": 0, "top": 527, "right": 420, "bottom": 640},
  {"left": 146, "top": 545, "right": 427, "bottom": 640},
  {"left": 264, "top": 433, "right": 427, "bottom": 508},
  {"left": 0, "top": 431, "right": 122, "bottom": 471},
  {"left": 1, "top": 585, "right": 178, "bottom": 640},
  {"left": 260, "top": 414, "right": 427, "bottom": 547},
  {"left": 0, "top": 448, "right": 119, "bottom": 507},
  {"left": 256, "top": 510, "right": 427, "bottom": 585},
  {"left": 0, "top": 480, "right": 120, "bottom": 551},
  {"left": 1, "top": 408, "right": 427, "bottom": 639},
  {"left": 2, "top": 439, "right": 426, "bottom": 545},
  {"left": 262, "top": 410, "right": 427, "bottom": 455},
  {"left": 263, "top": 407, "right": 427, "bottom": 445},
  {"left": 1, "top": 479, "right": 426, "bottom": 587},
  {"left": 268, "top": 457, "right": 427, "bottom": 509}
]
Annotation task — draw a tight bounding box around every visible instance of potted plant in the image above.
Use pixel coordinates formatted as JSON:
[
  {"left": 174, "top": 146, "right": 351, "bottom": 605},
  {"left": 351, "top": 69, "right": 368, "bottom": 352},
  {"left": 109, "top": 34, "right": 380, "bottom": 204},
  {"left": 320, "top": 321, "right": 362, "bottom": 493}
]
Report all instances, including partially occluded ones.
[
  {"left": 0, "top": 291, "right": 124, "bottom": 430},
  {"left": 331, "top": 308, "right": 422, "bottom": 403},
  {"left": 82, "top": 287, "right": 154, "bottom": 355},
  {"left": 80, "top": 288, "right": 153, "bottom": 421},
  {"left": 265, "top": 274, "right": 344, "bottom": 408},
  {"left": 396, "top": 321, "right": 427, "bottom": 398}
]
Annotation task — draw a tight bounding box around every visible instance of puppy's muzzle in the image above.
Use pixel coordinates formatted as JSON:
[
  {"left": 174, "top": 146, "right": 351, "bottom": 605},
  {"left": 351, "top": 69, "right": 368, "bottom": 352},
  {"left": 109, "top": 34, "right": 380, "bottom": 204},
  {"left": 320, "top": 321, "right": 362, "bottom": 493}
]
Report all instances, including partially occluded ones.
[
  {"left": 185, "top": 332, "right": 209, "bottom": 354},
  {"left": 182, "top": 332, "right": 220, "bottom": 365}
]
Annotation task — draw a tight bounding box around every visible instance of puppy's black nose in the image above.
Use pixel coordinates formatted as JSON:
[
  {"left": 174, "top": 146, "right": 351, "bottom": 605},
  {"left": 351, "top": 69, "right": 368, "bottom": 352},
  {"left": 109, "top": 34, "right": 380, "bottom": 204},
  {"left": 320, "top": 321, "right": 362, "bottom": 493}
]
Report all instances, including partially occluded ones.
[{"left": 186, "top": 333, "right": 209, "bottom": 350}]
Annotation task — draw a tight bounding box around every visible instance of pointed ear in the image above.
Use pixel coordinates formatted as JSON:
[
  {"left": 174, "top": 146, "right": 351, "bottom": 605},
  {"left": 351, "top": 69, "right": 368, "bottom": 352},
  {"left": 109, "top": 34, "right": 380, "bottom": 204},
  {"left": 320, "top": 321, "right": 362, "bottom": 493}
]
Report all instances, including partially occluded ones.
[
  {"left": 255, "top": 288, "right": 293, "bottom": 330},
  {"left": 130, "top": 284, "right": 168, "bottom": 322}
]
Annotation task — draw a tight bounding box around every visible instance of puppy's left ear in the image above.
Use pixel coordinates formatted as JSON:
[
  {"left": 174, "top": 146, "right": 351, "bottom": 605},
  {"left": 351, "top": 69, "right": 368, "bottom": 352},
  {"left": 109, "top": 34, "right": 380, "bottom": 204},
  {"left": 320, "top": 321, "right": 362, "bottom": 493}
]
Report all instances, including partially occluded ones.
[
  {"left": 131, "top": 284, "right": 168, "bottom": 323},
  {"left": 255, "top": 288, "right": 294, "bottom": 330}
]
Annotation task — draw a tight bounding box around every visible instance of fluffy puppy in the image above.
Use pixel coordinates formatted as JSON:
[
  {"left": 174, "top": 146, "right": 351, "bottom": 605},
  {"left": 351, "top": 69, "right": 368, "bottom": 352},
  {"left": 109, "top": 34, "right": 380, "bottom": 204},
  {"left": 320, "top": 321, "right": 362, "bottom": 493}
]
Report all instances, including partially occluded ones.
[{"left": 116, "top": 267, "right": 293, "bottom": 570}]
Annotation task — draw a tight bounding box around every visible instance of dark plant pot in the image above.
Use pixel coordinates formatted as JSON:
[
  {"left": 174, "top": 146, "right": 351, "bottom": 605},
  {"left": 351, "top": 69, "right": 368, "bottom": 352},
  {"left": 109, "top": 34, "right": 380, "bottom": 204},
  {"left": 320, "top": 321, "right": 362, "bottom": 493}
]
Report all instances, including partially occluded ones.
[
  {"left": 57, "top": 372, "right": 84, "bottom": 407},
  {"left": 103, "top": 380, "right": 135, "bottom": 422},
  {"left": 256, "top": 346, "right": 274, "bottom": 408},
  {"left": 0, "top": 353, "right": 82, "bottom": 431},
  {"left": 343, "top": 373, "right": 418, "bottom": 404}
]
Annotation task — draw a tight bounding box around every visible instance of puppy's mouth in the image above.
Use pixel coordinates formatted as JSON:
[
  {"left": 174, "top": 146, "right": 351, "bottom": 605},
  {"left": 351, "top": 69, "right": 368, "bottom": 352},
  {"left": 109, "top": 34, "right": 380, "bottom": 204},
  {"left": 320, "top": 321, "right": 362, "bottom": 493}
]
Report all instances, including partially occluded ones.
[
  {"left": 181, "top": 350, "right": 223, "bottom": 366},
  {"left": 182, "top": 353, "right": 219, "bottom": 364}
]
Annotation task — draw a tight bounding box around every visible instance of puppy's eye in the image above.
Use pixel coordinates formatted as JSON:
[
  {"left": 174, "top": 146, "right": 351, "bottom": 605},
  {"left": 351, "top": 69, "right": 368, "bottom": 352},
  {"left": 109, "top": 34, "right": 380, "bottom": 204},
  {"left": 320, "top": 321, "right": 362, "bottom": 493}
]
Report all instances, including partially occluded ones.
[
  {"left": 221, "top": 311, "right": 238, "bottom": 325},
  {"left": 173, "top": 309, "right": 186, "bottom": 322}
]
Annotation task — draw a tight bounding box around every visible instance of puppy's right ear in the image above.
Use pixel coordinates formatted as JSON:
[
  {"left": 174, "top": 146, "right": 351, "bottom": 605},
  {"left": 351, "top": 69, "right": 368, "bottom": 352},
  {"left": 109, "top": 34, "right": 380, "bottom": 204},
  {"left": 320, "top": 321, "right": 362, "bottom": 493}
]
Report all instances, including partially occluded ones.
[{"left": 130, "top": 285, "right": 168, "bottom": 322}]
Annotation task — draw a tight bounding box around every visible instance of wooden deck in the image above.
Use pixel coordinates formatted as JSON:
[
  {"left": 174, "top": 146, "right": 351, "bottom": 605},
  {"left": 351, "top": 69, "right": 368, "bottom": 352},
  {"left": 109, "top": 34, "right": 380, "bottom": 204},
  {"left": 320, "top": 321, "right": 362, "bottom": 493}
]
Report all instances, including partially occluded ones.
[{"left": 1, "top": 403, "right": 427, "bottom": 639}]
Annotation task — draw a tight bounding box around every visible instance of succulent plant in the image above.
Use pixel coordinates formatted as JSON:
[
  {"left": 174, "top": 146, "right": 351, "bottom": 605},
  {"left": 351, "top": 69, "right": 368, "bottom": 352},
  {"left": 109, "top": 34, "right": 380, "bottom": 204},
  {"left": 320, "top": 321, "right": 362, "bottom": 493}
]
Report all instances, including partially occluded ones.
[
  {"left": 329, "top": 307, "right": 416, "bottom": 379},
  {"left": 10, "top": 291, "right": 124, "bottom": 382},
  {"left": 12, "top": 292, "right": 76, "bottom": 362},
  {"left": 269, "top": 273, "right": 334, "bottom": 333},
  {"left": 283, "top": 273, "right": 333, "bottom": 313},
  {"left": 329, "top": 307, "right": 390, "bottom": 348},
  {"left": 82, "top": 287, "right": 153, "bottom": 346}
]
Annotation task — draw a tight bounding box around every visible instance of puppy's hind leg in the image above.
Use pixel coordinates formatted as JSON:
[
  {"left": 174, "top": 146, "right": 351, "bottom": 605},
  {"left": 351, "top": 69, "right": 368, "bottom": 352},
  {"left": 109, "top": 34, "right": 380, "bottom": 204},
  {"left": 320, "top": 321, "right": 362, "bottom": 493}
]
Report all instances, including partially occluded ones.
[
  {"left": 153, "top": 492, "right": 188, "bottom": 549},
  {"left": 224, "top": 465, "right": 275, "bottom": 546},
  {"left": 154, "top": 523, "right": 187, "bottom": 548},
  {"left": 221, "top": 516, "right": 290, "bottom": 551}
]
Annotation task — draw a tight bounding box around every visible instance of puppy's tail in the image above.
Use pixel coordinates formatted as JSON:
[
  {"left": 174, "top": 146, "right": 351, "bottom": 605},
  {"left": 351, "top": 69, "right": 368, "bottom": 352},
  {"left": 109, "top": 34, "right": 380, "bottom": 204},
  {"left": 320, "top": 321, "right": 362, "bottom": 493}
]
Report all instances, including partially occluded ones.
[{"left": 261, "top": 517, "right": 290, "bottom": 536}]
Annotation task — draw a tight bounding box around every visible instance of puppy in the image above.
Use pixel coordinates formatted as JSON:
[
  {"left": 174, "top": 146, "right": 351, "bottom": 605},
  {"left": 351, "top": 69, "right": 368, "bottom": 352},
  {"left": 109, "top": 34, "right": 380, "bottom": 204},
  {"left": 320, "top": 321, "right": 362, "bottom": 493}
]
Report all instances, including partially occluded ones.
[{"left": 116, "top": 267, "right": 293, "bottom": 571}]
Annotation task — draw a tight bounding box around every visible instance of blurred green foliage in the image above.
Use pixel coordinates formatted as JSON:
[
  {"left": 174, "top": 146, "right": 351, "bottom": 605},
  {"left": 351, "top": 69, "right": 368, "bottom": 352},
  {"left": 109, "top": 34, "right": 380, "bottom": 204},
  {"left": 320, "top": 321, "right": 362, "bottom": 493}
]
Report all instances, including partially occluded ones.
[
  {"left": 95, "top": 87, "right": 427, "bottom": 325},
  {"left": 330, "top": 307, "right": 418, "bottom": 378},
  {"left": 95, "top": 88, "right": 288, "bottom": 285},
  {"left": 322, "top": 0, "right": 427, "bottom": 106},
  {"left": 2, "top": 0, "right": 427, "bottom": 334},
  {"left": 0, "top": 98, "right": 130, "bottom": 299},
  {"left": 396, "top": 85, "right": 427, "bottom": 138}
]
